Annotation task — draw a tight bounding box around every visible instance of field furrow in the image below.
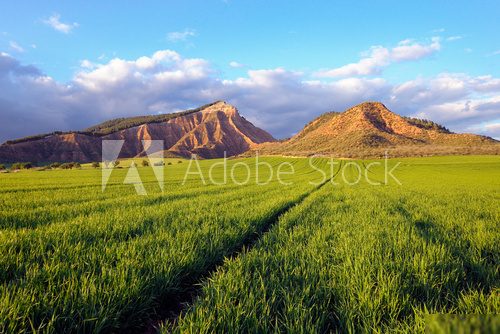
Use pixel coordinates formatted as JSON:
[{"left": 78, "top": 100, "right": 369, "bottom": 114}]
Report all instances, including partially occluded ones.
[{"left": 168, "top": 157, "right": 500, "bottom": 333}]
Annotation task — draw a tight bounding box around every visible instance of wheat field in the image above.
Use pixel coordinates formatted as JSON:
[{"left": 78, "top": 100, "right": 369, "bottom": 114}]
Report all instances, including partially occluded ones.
[{"left": 0, "top": 156, "right": 498, "bottom": 333}]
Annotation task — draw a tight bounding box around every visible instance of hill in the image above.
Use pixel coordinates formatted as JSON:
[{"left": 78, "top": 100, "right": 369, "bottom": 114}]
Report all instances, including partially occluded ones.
[
  {"left": 0, "top": 101, "right": 276, "bottom": 162},
  {"left": 253, "top": 102, "right": 499, "bottom": 158}
]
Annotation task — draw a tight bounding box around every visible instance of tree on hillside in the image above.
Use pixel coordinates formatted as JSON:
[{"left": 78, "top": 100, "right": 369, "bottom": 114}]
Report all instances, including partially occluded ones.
[
  {"left": 12, "top": 162, "right": 33, "bottom": 170},
  {"left": 92, "top": 162, "right": 100, "bottom": 168},
  {"left": 142, "top": 160, "right": 149, "bottom": 167},
  {"left": 11, "top": 163, "right": 22, "bottom": 170},
  {"left": 60, "top": 163, "right": 74, "bottom": 169}
]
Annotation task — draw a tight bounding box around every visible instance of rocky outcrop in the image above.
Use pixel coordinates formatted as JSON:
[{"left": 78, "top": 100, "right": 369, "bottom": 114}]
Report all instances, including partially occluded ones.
[
  {"left": 0, "top": 101, "right": 275, "bottom": 162},
  {"left": 254, "top": 102, "right": 499, "bottom": 158}
]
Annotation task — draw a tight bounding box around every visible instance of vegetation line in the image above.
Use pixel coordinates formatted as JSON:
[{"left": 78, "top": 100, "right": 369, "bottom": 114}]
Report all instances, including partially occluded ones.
[{"left": 150, "top": 162, "right": 342, "bottom": 333}]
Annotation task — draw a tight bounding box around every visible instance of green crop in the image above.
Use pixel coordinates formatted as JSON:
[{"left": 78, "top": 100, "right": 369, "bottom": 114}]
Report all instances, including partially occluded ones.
[
  {"left": 0, "top": 157, "right": 330, "bottom": 333},
  {"left": 170, "top": 156, "right": 500, "bottom": 333},
  {"left": 1, "top": 155, "right": 498, "bottom": 333}
]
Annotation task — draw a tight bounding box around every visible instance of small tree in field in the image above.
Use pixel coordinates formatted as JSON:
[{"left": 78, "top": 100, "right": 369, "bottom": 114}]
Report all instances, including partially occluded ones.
[
  {"left": 92, "top": 162, "right": 100, "bottom": 168},
  {"left": 0, "top": 164, "right": 5, "bottom": 170},
  {"left": 50, "top": 162, "right": 61, "bottom": 169},
  {"left": 142, "top": 160, "right": 149, "bottom": 167}
]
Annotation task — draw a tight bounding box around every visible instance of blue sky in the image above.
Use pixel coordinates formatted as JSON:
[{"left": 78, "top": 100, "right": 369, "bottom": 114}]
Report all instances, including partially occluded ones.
[{"left": 1, "top": 0, "right": 499, "bottom": 141}]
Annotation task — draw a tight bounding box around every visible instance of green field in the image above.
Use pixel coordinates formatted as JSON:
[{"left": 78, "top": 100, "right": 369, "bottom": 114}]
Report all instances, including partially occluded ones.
[{"left": 1, "top": 156, "right": 499, "bottom": 333}]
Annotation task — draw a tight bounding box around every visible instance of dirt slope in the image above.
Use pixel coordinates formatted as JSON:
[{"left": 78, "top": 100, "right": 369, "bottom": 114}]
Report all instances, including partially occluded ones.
[
  {"left": 254, "top": 102, "right": 499, "bottom": 158},
  {"left": 0, "top": 101, "right": 275, "bottom": 162}
]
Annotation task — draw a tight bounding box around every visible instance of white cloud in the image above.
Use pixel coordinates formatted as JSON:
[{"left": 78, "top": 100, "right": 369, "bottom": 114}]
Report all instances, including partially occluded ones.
[
  {"left": 43, "top": 13, "right": 79, "bottom": 34},
  {"left": 465, "top": 121, "right": 500, "bottom": 139},
  {"left": 167, "top": 29, "right": 196, "bottom": 42},
  {"left": 9, "top": 41, "right": 24, "bottom": 53},
  {"left": 446, "top": 35, "right": 463, "bottom": 41},
  {"left": 482, "top": 123, "right": 500, "bottom": 138},
  {"left": 316, "top": 38, "right": 441, "bottom": 77},
  {"left": 80, "top": 59, "right": 97, "bottom": 69},
  {"left": 392, "top": 37, "right": 440, "bottom": 61},
  {"left": 389, "top": 74, "right": 500, "bottom": 136},
  {"left": 0, "top": 50, "right": 499, "bottom": 143},
  {"left": 229, "top": 61, "right": 244, "bottom": 68}
]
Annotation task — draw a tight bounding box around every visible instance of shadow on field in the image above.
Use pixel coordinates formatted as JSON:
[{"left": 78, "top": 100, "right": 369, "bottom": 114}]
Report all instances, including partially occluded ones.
[{"left": 142, "top": 163, "right": 343, "bottom": 333}]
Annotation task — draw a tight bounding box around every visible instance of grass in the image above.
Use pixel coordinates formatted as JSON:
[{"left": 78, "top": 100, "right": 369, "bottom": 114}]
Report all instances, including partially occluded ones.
[
  {"left": 169, "top": 156, "right": 500, "bottom": 333},
  {"left": 0, "top": 157, "right": 330, "bottom": 333},
  {"left": 0, "top": 155, "right": 498, "bottom": 333}
]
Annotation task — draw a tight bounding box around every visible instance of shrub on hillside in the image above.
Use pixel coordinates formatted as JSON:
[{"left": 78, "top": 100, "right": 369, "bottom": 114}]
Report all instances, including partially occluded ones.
[
  {"left": 60, "top": 162, "right": 75, "bottom": 169},
  {"left": 91, "top": 162, "right": 100, "bottom": 168},
  {"left": 11, "top": 162, "right": 33, "bottom": 170},
  {"left": 50, "top": 162, "right": 61, "bottom": 169},
  {"left": 142, "top": 160, "right": 149, "bottom": 167},
  {"left": 0, "top": 164, "right": 5, "bottom": 170}
]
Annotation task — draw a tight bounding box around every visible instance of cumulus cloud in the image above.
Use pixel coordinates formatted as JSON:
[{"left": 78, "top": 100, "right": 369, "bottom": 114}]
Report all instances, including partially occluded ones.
[
  {"left": 0, "top": 53, "right": 72, "bottom": 142},
  {"left": 389, "top": 74, "right": 500, "bottom": 138},
  {"left": 482, "top": 123, "right": 500, "bottom": 138},
  {"left": 167, "top": 29, "right": 196, "bottom": 42},
  {"left": 316, "top": 38, "right": 441, "bottom": 77},
  {"left": 80, "top": 59, "right": 97, "bottom": 69},
  {"left": 43, "top": 13, "right": 79, "bottom": 34},
  {"left": 0, "top": 50, "right": 499, "bottom": 143}
]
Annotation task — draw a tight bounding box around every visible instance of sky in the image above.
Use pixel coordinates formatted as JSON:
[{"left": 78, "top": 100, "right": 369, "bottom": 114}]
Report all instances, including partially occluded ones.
[{"left": 0, "top": 0, "right": 499, "bottom": 142}]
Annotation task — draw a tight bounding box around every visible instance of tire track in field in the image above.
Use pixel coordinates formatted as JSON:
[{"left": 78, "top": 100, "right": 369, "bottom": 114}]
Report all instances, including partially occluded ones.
[{"left": 146, "top": 161, "right": 343, "bottom": 333}]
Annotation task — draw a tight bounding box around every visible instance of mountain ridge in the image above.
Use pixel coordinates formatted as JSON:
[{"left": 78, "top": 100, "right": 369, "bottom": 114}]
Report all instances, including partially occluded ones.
[
  {"left": 252, "top": 102, "right": 499, "bottom": 158},
  {"left": 0, "top": 101, "right": 276, "bottom": 162},
  {"left": 1, "top": 101, "right": 498, "bottom": 162}
]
